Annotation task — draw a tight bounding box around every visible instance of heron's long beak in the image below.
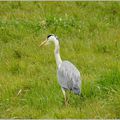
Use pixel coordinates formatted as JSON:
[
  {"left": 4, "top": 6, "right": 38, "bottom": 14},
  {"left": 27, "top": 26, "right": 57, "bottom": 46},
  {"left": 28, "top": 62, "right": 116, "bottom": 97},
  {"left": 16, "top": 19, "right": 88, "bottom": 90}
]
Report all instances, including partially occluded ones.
[{"left": 39, "top": 39, "right": 47, "bottom": 47}]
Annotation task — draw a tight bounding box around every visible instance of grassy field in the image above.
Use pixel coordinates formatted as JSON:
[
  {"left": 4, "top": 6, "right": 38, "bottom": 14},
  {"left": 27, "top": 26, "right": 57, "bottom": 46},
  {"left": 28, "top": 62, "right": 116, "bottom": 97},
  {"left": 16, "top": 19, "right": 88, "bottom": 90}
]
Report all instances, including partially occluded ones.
[{"left": 0, "top": 1, "right": 120, "bottom": 118}]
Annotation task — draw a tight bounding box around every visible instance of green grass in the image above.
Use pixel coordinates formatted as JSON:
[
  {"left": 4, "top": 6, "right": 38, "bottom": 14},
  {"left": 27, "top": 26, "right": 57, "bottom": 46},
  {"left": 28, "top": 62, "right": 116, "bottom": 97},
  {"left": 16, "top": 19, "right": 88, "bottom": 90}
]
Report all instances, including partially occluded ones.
[{"left": 0, "top": 1, "right": 120, "bottom": 118}]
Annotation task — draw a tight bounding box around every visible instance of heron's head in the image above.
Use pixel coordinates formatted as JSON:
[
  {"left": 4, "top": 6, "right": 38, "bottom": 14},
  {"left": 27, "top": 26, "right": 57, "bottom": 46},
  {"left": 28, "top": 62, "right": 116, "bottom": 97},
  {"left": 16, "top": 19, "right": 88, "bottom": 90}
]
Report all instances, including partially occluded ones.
[{"left": 39, "top": 34, "right": 59, "bottom": 47}]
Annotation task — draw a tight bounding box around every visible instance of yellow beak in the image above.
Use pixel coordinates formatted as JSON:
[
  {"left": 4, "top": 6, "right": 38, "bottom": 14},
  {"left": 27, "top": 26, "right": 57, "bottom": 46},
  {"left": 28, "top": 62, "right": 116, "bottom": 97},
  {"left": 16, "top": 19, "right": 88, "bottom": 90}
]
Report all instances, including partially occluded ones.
[{"left": 39, "top": 39, "right": 47, "bottom": 47}]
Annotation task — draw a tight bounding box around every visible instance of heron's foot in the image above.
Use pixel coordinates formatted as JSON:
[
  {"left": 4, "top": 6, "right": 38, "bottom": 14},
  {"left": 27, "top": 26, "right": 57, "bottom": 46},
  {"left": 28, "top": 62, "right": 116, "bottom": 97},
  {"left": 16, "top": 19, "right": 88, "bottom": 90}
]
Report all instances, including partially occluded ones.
[
  {"left": 65, "top": 100, "right": 68, "bottom": 106},
  {"left": 64, "top": 97, "right": 70, "bottom": 106}
]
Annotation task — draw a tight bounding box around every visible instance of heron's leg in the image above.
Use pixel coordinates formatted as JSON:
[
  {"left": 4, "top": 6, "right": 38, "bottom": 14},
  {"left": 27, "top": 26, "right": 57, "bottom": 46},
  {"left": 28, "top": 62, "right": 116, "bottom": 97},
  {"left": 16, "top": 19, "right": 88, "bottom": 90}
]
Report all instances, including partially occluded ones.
[{"left": 61, "top": 88, "right": 67, "bottom": 105}]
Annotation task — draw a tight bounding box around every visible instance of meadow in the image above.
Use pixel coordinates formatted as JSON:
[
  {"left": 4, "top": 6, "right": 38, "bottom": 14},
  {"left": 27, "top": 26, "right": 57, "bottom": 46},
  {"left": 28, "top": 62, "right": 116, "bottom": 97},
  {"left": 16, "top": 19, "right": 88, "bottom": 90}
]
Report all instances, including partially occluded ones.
[{"left": 0, "top": 1, "right": 120, "bottom": 118}]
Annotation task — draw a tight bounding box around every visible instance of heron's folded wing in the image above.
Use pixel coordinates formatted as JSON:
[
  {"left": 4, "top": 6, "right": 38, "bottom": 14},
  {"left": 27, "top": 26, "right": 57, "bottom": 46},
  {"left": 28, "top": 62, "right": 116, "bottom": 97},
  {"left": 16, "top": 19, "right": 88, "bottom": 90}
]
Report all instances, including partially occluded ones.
[{"left": 57, "top": 61, "right": 81, "bottom": 90}]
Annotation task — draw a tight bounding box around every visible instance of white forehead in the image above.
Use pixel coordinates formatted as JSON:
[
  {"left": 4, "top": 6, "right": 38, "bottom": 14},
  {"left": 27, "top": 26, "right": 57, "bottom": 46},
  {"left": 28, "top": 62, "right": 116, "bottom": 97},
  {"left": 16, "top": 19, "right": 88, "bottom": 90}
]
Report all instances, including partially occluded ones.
[{"left": 47, "top": 35, "right": 58, "bottom": 40}]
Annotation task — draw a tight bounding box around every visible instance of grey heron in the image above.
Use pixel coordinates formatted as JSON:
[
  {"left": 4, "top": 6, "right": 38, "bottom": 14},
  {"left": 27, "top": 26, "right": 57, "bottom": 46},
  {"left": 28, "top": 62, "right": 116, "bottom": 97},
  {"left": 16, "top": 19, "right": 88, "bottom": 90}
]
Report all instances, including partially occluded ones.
[{"left": 40, "top": 34, "right": 81, "bottom": 105}]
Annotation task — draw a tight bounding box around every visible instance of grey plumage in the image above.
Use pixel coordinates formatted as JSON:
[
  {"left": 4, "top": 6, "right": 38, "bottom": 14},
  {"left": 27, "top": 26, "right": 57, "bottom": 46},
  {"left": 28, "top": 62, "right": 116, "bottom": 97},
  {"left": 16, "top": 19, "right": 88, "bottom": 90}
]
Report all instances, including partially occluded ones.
[{"left": 57, "top": 61, "right": 81, "bottom": 95}]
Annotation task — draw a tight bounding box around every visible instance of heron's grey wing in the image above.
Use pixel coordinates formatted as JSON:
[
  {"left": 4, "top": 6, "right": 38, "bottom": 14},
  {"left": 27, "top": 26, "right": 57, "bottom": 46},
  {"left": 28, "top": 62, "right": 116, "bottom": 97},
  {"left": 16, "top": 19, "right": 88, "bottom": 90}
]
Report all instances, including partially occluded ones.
[
  {"left": 57, "top": 66, "right": 73, "bottom": 90},
  {"left": 57, "top": 61, "right": 81, "bottom": 94}
]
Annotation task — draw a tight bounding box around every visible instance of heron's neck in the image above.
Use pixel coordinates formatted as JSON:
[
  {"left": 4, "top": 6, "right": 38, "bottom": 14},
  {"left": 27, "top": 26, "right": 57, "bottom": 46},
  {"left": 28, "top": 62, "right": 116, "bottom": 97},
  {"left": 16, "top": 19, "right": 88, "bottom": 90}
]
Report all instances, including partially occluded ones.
[{"left": 54, "top": 40, "right": 62, "bottom": 68}]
